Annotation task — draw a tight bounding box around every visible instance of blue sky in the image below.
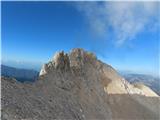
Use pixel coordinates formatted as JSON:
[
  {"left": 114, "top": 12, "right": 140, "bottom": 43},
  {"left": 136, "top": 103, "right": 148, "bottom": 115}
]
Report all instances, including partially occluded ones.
[{"left": 2, "top": 2, "right": 159, "bottom": 76}]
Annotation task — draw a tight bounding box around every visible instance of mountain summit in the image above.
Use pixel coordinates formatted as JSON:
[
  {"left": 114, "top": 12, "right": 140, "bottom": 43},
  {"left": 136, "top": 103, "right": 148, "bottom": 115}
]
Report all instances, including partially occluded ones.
[
  {"left": 39, "top": 48, "right": 158, "bottom": 97},
  {"left": 2, "top": 48, "right": 160, "bottom": 120}
]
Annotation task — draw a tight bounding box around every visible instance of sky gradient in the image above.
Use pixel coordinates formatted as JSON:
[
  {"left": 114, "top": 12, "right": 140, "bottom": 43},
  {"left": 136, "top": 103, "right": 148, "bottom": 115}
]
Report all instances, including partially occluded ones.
[{"left": 2, "top": 1, "right": 159, "bottom": 76}]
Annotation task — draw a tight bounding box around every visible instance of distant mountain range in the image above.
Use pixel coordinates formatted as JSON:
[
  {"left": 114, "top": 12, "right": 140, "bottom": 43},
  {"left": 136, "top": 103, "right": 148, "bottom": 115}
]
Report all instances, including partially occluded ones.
[
  {"left": 1, "top": 65, "right": 39, "bottom": 82},
  {"left": 121, "top": 73, "right": 160, "bottom": 95}
]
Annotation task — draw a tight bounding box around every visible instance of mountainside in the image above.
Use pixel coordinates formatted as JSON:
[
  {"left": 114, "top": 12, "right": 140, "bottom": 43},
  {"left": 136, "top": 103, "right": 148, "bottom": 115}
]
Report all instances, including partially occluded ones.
[
  {"left": 2, "top": 48, "right": 160, "bottom": 120},
  {"left": 1, "top": 65, "right": 39, "bottom": 82},
  {"left": 122, "top": 73, "right": 160, "bottom": 95}
]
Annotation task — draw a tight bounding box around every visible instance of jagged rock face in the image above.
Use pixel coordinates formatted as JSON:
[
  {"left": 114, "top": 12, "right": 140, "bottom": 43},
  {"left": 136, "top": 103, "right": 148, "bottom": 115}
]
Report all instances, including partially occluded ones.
[
  {"left": 53, "top": 51, "right": 70, "bottom": 71},
  {"left": 2, "top": 48, "right": 160, "bottom": 120},
  {"left": 40, "top": 48, "right": 97, "bottom": 76},
  {"left": 39, "top": 51, "right": 70, "bottom": 76},
  {"left": 39, "top": 48, "right": 158, "bottom": 97}
]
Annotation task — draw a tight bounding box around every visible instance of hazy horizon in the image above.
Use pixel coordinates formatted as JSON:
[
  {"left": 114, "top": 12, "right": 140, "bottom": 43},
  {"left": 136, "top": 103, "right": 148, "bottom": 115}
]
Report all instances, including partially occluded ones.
[{"left": 2, "top": 1, "right": 159, "bottom": 76}]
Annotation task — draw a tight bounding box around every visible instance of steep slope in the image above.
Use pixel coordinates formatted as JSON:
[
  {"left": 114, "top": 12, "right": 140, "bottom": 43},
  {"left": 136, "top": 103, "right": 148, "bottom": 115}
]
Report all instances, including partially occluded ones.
[
  {"left": 2, "top": 48, "right": 160, "bottom": 120},
  {"left": 122, "top": 73, "right": 160, "bottom": 95},
  {"left": 133, "top": 82, "right": 159, "bottom": 97},
  {"left": 39, "top": 48, "right": 158, "bottom": 97}
]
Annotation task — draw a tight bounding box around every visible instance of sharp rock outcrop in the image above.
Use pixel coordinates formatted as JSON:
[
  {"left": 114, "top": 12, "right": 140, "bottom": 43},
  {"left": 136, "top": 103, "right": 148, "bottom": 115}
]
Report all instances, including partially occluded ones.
[
  {"left": 2, "top": 48, "right": 160, "bottom": 120},
  {"left": 39, "top": 48, "right": 159, "bottom": 97}
]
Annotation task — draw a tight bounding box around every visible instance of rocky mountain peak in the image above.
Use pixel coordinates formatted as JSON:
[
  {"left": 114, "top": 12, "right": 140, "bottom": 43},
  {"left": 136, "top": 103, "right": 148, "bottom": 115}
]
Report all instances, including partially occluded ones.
[
  {"left": 53, "top": 51, "right": 70, "bottom": 71},
  {"left": 39, "top": 48, "right": 159, "bottom": 97},
  {"left": 2, "top": 48, "right": 160, "bottom": 120},
  {"left": 39, "top": 50, "right": 70, "bottom": 76},
  {"left": 39, "top": 48, "right": 97, "bottom": 76}
]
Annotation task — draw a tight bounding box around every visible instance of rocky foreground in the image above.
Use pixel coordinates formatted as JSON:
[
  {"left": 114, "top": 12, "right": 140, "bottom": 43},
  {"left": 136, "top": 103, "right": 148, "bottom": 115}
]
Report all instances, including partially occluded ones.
[{"left": 1, "top": 48, "right": 160, "bottom": 120}]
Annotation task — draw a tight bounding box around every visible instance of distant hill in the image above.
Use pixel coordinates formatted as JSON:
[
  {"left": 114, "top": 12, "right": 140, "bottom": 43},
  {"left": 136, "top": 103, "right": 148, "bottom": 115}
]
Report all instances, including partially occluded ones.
[
  {"left": 122, "top": 73, "right": 160, "bottom": 95},
  {"left": 1, "top": 65, "right": 39, "bottom": 82}
]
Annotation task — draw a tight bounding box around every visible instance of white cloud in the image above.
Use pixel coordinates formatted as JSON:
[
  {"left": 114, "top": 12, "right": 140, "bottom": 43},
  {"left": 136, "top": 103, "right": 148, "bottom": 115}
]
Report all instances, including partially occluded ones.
[{"left": 76, "top": 2, "right": 159, "bottom": 46}]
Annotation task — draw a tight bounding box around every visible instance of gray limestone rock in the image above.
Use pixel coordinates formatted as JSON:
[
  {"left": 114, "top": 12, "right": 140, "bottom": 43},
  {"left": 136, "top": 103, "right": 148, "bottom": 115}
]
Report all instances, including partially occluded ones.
[{"left": 2, "top": 48, "right": 160, "bottom": 120}]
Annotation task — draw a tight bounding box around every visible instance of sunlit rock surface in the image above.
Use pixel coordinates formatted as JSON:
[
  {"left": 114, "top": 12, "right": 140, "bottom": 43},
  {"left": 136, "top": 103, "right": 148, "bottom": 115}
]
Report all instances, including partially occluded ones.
[{"left": 2, "top": 48, "right": 160, "bottom": 120}]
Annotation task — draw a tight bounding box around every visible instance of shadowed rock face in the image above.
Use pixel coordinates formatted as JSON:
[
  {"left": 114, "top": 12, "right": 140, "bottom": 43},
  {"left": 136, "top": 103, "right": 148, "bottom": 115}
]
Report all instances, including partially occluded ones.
[{"left": 2, "top": 48, "right": 160, "bottom": 120}]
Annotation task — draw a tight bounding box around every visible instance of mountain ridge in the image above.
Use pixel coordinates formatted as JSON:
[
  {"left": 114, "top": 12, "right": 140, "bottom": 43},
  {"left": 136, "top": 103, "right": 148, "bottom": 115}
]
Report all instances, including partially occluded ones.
[
  {"left": 2, "top": 48, "right": 160, "bottom": 120},
  {"left": 39, "top": 48, "right": 159, "bottom": 97}
]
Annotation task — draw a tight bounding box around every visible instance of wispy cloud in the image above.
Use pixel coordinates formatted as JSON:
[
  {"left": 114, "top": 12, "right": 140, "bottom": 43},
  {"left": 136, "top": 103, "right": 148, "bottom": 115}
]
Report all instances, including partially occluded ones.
[{"left": 76, "top": 2, "right": 159, "bottom": 46}]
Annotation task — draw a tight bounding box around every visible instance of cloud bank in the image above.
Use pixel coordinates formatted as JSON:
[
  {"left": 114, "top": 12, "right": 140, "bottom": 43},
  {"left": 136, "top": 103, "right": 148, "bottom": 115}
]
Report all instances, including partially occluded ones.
[{"left": 76, "top": 2, "right": 159, "bottom": 46}]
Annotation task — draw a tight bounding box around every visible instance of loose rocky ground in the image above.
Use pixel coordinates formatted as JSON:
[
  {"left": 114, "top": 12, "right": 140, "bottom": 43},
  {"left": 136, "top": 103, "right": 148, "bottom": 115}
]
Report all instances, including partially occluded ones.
[{"left": 1, "top": 48, "right": 160, "bottom": 120}]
